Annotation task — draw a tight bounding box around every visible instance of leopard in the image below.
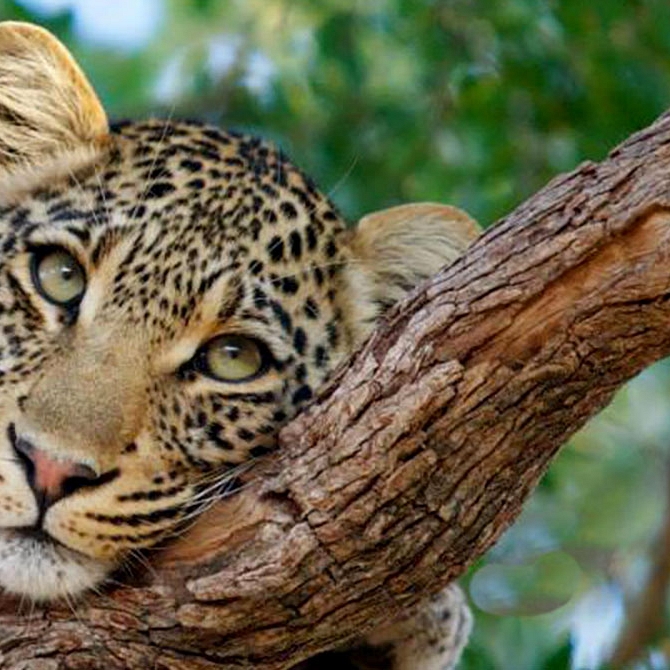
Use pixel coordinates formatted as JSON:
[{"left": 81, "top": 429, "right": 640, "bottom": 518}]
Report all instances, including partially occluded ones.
[{"left": 0, "top": 22, "right": 479, "bottom": 670}]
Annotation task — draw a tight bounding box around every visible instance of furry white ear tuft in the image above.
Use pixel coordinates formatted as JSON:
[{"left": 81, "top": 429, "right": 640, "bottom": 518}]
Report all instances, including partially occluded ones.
[{"left": 0, "top": 22, "right": 109, "bottom": 199}]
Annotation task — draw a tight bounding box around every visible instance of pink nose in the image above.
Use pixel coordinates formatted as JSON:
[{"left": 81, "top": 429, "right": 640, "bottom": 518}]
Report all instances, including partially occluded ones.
[{"left": 14, "top": 438, "right": 97, "bottom": 507}]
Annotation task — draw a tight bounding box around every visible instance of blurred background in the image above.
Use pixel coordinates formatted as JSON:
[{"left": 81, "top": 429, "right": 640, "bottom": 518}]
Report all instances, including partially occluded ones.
[{"left": 4, "top": 0, "right": 670, "bottom": 667}]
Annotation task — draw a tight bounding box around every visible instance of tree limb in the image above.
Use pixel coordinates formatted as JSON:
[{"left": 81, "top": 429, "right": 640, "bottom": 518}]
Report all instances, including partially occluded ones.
[{"left": 5, "top": 110, "right": 670, "bottom": 669}]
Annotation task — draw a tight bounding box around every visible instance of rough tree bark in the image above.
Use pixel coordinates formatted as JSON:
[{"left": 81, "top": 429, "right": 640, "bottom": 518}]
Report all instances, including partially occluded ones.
[{"left": 4, "top": 109, "right": 670, "bottom": 669}]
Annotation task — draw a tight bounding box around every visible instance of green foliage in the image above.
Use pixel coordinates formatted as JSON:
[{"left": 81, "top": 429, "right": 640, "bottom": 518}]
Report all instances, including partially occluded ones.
[
  {"left": 4, "top": 0, "right": 670, "bottom": 666},
  {"left": 15, "top": 0, "right": 670, "bottom": 226}
]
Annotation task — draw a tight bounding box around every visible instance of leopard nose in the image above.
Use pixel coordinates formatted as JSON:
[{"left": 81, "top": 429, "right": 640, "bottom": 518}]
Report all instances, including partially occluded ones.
[{"left": 13, "top": 437, "right": 98, "bottom": 508}]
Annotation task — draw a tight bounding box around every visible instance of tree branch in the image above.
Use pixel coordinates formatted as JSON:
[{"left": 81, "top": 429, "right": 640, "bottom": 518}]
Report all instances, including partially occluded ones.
[{"left": 5, "top": 111, "right": 670, "bottom": 669}]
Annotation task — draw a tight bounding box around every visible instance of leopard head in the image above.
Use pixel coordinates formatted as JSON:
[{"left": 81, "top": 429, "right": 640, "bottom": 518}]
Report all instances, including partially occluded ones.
[{"left": 0, "top": 22, "right": 478, "bottom": 601}]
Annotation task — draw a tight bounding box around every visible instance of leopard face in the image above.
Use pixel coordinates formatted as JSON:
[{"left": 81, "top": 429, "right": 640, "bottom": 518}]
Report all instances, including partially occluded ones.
[{"left": 0, "top": 22, "right": 478, "bottom": 601}]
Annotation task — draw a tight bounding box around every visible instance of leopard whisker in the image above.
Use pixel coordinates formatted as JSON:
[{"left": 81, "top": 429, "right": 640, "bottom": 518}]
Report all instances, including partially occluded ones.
[
  {"left": 326, "top": 153, "right": 360, "bottom": 201},
  {"left": 125, "top": 548, "right": 159, "bottom": 581},
  {"left": 190, "top": 459, "right": 255, "bottom": 491},
  {"left": 147, "top": 476, "right": 258, "bottom": 546},
  {"left": 67, "top": 167, "right": 104, "bottom": 229},
  {"left": 93, "top": 167, "right": 113, "bottom": 227},
  {"left": 59, "top": 583, "right": 107, "bottom": 656},
  {"left": 130, "top": 110, "right": 176, "bottom": 220}
]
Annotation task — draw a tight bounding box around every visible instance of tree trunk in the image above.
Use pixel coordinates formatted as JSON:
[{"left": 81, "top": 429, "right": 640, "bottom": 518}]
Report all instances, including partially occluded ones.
[{"left": 5, "top": 110, "right": 670, "bottom": 669}]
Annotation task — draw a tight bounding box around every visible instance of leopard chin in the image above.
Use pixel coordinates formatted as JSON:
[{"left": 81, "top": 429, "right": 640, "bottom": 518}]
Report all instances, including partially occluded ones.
[{"left": 0, "top": 529, "right": 113, "bottom": 601}]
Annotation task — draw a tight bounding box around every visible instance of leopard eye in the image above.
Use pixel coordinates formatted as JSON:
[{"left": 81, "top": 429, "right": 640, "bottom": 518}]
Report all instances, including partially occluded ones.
[
  {"left": 31, "top": 247, "right": 86, "bottom": 306},
  {"left": 199, "top": 335, "right": 267, "bottom": 382}
]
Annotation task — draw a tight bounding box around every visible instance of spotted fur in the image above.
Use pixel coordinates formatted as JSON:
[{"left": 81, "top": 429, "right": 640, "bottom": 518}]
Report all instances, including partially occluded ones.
[{"left": 0, "top": 32, "right": 480, "bottom": 670}]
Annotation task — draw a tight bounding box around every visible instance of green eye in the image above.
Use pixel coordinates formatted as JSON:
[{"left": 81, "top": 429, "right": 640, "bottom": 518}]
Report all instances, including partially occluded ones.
[
  {"left": 31, "top": 248, "right": 86, "bottom": 306},
  {"left": 200, "top": 335, "right": 267, "bottom": 382}
]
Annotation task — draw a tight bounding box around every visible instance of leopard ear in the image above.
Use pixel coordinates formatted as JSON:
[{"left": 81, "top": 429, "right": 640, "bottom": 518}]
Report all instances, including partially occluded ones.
[
  {"left": 0, "top": 22, "right": 109, "bottom": 198},
  {"left": 342, "top": 203, "right": 480, "bottom": 343}
]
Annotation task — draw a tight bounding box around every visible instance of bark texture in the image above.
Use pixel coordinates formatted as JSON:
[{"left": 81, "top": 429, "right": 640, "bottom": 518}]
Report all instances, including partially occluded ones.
[{"left": 5, "top": 111, "right": 670, "bottom": 669}]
